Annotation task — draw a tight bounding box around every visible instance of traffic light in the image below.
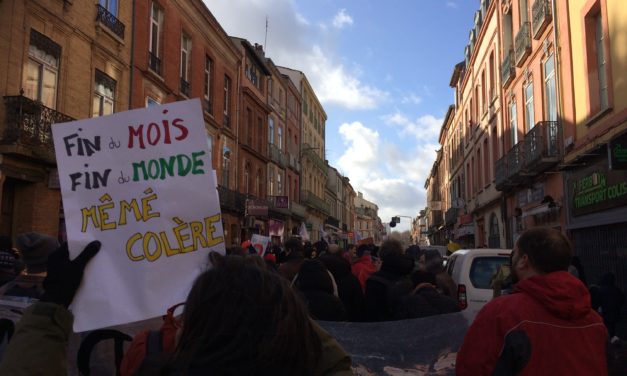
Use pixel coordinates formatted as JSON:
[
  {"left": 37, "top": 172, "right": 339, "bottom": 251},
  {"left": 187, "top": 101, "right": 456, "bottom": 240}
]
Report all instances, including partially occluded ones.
[{"left": 389, "top": 220, "right": 396, "bottom": 228}]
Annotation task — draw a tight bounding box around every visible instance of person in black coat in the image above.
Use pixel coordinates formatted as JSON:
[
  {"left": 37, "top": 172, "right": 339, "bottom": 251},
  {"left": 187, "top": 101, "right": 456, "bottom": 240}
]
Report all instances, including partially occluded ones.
[
  {"left": 364, "top": 239, "right": 415, "bottom": 321},
  {"left": 592, "top": 272, "right": 625, "bottom": 339},
  {"left": 319, "top": 253, "right": 366, "bottom": 322},
  {"left": 292, "top": 259, "right": 347, "bottom": 321},
  {"left": 411, "top": 270, "right": 460, "bottom": 315}
]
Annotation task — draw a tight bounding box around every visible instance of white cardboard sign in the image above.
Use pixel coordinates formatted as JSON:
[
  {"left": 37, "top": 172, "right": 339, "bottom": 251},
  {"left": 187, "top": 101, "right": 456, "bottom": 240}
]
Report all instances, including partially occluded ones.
[{"left": 52, "top": 99, "right": 225, "bottom": 332}]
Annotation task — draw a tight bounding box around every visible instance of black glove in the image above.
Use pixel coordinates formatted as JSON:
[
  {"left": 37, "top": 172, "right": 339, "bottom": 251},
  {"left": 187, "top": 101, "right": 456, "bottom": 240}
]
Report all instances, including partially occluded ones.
[{"left": 41, "top": 241, "right": 101, "bottom": 307}]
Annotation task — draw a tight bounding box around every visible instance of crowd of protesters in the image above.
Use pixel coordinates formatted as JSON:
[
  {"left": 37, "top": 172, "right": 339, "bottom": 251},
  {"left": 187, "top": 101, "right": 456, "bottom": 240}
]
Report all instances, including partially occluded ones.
[{"left": 0, "top": 230, "right": 623, "bottom": 374}]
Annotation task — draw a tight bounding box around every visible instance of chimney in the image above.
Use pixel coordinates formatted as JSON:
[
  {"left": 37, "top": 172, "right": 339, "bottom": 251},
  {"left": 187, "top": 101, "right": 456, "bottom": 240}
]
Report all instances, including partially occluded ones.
[{"left": 254, "top": 43, "right": 265, "bottom": 57}]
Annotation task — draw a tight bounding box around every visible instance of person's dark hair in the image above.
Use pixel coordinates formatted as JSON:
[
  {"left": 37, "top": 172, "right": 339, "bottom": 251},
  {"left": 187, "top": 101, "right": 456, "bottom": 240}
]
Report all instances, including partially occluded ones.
[
  {"left": 423, "top": 249, "right": 444, "bottom": 274},
  {"left": 356, "top": 244, "right": 370, "bottom": 257},
  {"left": 284, "top": 237, "right": 304, "bottom": 255},
  {"left": 379, "top": 239, "right": 404, "bottom": 261},
  {"left": 172, "top": 254, "right": 322, "bottom": 375},
  {"left": 516, "top": 227, "right": 572, "bottom": 273},
  {"left": 226, "top": 246, "right": 247, "bottom": 257},
  {"left": 411, "top": 270, "right": 437, "bottom": 286}
]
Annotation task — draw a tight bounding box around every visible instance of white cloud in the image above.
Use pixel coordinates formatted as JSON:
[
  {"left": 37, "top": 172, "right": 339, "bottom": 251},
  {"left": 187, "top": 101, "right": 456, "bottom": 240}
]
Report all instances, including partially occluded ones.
[
  {"left": 401, "top": 93, "right": 423, "bottom": 105},
  {"left": 336, "top": 120, "right": 440, "bottom": 232},
  {"left": 332, "top": 9, "right": 354, "bottom": 29},
  {"left": 207, "top": 0, "right": 386, "bottom": 110},
  {"left": 383, "top": 112, "right": 442, "bottom": 143},
  {"left": 446, "top": 1, "right": 458, "bottom": 9}
]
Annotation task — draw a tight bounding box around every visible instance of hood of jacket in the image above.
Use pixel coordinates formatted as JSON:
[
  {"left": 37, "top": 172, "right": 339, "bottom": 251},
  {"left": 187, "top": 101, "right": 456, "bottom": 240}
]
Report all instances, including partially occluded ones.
[
  {"left": 294, "top": 259, "right": 334, "bottom": 294},
  {"left": 514, "top": 271, "right": 592, "bottom": 320},
  {"left": 380, "top": 253, "right": 414, "bottom": 278},
  {"left": 319, "top": 254, "right": 351, "bottom": 279}
]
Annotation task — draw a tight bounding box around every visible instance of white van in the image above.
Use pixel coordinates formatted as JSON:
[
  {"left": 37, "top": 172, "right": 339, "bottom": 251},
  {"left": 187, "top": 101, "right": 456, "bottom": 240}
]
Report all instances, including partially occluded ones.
[{"left": 446, "top": 248, "right": 512, "bottom": 317}]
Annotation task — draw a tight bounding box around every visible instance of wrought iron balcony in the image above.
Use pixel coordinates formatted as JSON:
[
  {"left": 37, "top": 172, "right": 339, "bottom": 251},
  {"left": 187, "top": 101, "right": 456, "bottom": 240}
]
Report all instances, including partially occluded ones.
[
  {"left": 532, "top": 0, "right": 552, "bottom": 39},
  {"left": 301, "top": 143, "right": 328, "bottom": 175},
  {"left": 523, "top": 121, "right": 562, "bottom": 174},
  {"left": 287, "top": 153, "right": 301, "bottom": 172},
  {"left": 431, "top": 210, "right": 444, "bottom": 227},
  {"left": 325, "top": 216, "right": 340, "bottom": 228},
  {"left": 267, "top": 143, "right": 286, "bottom": 167},
  {"left": 515, "top": 22, "right": 532, "bottom": 67},
  {"left": 506, "top": 141, "right": 525, "bottom": 184},
  {"left": 445, "top": 207, "right": 458, "bottom": 225},
  {"left": 494, "top": 155, "right": 509, "bottom": 191},
  {"left": 180, "top": 78, "right": 190, "bottom": 97},
  {"left": 148, "top": 51, "right": 161, "bottom": 75},
  {"left": 96, "top": 4, "right": 125, "bottom": 39},
  {"left": 501, "top": 49, "right": 515, "bottom": 87},
  {"left": 301, "top": 189, "right": 330, "bottom": 214},
  {"left": 290, "top": 201, "right": 307, "bottom": 218},
  {"left": 217, "top": 185, "right": 247, "bottom": 213},
  {"left": 2, "top": 95, "right": 74, "bottom": 162}
]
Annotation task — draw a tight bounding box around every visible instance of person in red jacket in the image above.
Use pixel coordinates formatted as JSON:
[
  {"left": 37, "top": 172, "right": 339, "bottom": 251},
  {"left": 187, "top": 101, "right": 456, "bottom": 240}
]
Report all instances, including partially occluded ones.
[
  {"left": 351, "top": 244, "right": 378, "bottom": 293},
  {"left": 456, "top": 227, "right": 608, "bottom": 376}
]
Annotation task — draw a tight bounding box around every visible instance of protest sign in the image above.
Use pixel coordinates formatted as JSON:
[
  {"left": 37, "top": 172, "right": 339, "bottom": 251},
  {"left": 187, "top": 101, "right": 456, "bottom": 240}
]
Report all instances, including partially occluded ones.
[
  {"left": 250, "top": 234, "right": 270, "bottom": 256},
  {"left": 52, "top": 99, "right": 225, "bottom": 332}
]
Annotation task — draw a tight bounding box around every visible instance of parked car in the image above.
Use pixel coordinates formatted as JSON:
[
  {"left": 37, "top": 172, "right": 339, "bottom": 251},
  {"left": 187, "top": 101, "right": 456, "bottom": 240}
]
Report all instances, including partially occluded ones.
[{"left": 446, "top": 248, "right": 512, "bottom": 317}]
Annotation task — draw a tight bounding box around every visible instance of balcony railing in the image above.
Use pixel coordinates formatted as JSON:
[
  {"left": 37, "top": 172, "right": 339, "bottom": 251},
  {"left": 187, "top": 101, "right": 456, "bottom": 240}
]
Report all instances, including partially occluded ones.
[
  {"left": 268, "top": 143, "right": 285, "bottom": 167},
  {"left": 3, "top": 95, "right": 74, "bottom": 160},
  {"left": 180, "top": 78, "right": 190, "bottom": 97},
  {"left": 532, "top": 0, "right": 552, "bottom": 39},
  {"left": 431, "top": 210, "right": 444, "bottom": 227},
  {"left": 325, "top": 217, "right": 340, "bottom": 228},
  {"left": 290, "top": 201, "right": 307, "bottom": 218},
  {"left": 301, "top": 189, "right": 330, "bottom": 214},
  {"left": 515, "top": 22, "right": 531, "bottom": 67},
  {"left": 287, "top": 153, "right": 301, "bottom": 172},
  {"left": 148, "top": 51, "right": 161, "bottom": 75},
  {"left": 494, "top": 155, "right": 508, "bottom": 191},
  {"left": 506, "top": 141, "right": 525, "bottom": 183},
  {"left": 95, "top": 4, "right": 125, "bottom": 39},
  {"left": 445, "top": 207, "right": 458, "bottom": 225},
  {"left": 501, "top": 49, "right": 515, "bottom": 87},
  {"left": 302, "top": 143, "right": 328, "bottom": 175},
  {"left": 523, "top": 121, "right": 562, "bottom": 174},
  {"left": 217, "top": 185, "right": 246, "bottom": 213}
]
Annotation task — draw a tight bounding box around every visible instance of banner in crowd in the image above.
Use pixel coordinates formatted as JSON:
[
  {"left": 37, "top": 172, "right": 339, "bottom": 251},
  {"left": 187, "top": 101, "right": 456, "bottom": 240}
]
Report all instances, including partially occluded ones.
[
  {"left": 52, "top": 99, "right": 225, "bottom": 332},
  {"left": 319, "top": 312, "right": 474, "bottom": 375},
  {"left": 250, "top": 234, "right": 270, "bottom": 256}
]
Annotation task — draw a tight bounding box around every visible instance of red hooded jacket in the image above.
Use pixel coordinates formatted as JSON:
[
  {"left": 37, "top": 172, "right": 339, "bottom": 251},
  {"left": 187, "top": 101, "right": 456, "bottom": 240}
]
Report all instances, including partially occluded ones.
[
  {"left": 456, "top": 271, "right": 608, "bottom": 376},
  {"left": 351, "top": 255, "right": 377, "bottom": 293}
]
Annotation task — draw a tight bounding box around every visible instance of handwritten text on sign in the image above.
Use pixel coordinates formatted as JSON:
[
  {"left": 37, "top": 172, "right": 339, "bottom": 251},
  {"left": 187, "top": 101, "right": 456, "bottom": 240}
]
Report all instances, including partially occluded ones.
[{"left": 53, "top": 99, "right": 225, "bottom": 332}]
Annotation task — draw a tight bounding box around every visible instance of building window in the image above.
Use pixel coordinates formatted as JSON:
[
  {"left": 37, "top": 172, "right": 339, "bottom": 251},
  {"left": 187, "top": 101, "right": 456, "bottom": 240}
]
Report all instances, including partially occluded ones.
[
  {"left": 268, "top": 166, "right": 274, "bottom": 195},
  {"left": 524, "top": 82, "right": 534, "bottom": 132},
  {"left": 245, "top": 61, "right": 260, "bottom": 89},
  {"left": 594, "top": 14, "right": 608, "bottom": 110},
  {"left": 149, "top": 2, "right": 163, "bottom": 74},
  {"left": 24, "top": 30, "right": 60, "bottom": 109},
  {"left": 92, "top": 70, "right": 116, "bottom": 117},
  {"left": 268, "top": 117, "right": 274, "bottom": 144},
  {"left": 278, "top": 126, "right": 282, "bottom": 150},
  {"left": 206, "top": 134, "right": 213, "bottom": 169},
  {"left": 99, "top": 0, "right": 118, "bottom": 15},
  {"left": 257, "top": 117, "right": 263, "bottom": 152},
  {"left": 204, "top": 56, "right": 213, "bottom": 114},
  {"left": 223, "top": 75, "right": 231, "bottom": 126},
  {"left": 510, "top": 100, "right": 518, "bottom": 145},
  {"left": 146, "top": 96, "right": 160, "bottom": 107},
  {"left": 180, "top": 34, "right": 191, "bottom": 95},
  {"left": 543, "top": 54, "right": 557, "bottom": 121},
  {"left": 256, "top": 169, "right": 262, "bottom": 197},
  {"left": 244, "top": 163, "right": 250, "bottom": 194},
  {"left": 277, "top": 172, "right": 282, "bottom": 195},
  {"left": 222, "top": 146, "right": 231, "bottom": 188}
]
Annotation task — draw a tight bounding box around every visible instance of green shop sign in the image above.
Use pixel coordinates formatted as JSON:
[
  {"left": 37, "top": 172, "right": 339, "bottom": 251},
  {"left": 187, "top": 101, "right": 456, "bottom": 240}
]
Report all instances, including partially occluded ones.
[
  {"left": 570, "top": 157, "right": 627, "bottom": 216},
  {"left": 609, "top": 132, "right": 627, "bottom": 170}
]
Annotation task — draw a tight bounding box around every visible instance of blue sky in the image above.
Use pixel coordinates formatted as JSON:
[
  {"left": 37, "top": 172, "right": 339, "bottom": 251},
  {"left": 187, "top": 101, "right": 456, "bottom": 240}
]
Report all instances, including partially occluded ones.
[{"left": 208, "top": 0, "right": 480, "bottom": 233}]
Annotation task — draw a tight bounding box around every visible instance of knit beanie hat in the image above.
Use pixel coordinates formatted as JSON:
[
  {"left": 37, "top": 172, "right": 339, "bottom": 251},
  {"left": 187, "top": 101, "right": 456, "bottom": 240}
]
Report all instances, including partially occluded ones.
[{"left": 16, "top": 232, "right": 59, "bottom": 274}]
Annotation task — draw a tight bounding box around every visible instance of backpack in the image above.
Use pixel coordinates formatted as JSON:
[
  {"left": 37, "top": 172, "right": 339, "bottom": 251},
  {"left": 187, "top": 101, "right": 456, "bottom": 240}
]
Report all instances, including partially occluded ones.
[
  {"left": 367, "top": 274, "right": 415, "bottom": 319},
  {"left": 119, "top": 303, "right": 183, "bottom": 376}
]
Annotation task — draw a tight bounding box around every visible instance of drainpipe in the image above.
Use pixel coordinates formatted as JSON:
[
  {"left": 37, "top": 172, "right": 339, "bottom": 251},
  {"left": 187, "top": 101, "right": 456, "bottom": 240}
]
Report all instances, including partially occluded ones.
[
  {"left": 128, "top": 0, "right": 136, "bottom": 110},
  {"left": 235, "top": 59, "right": 242, "bottom": 191}
]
